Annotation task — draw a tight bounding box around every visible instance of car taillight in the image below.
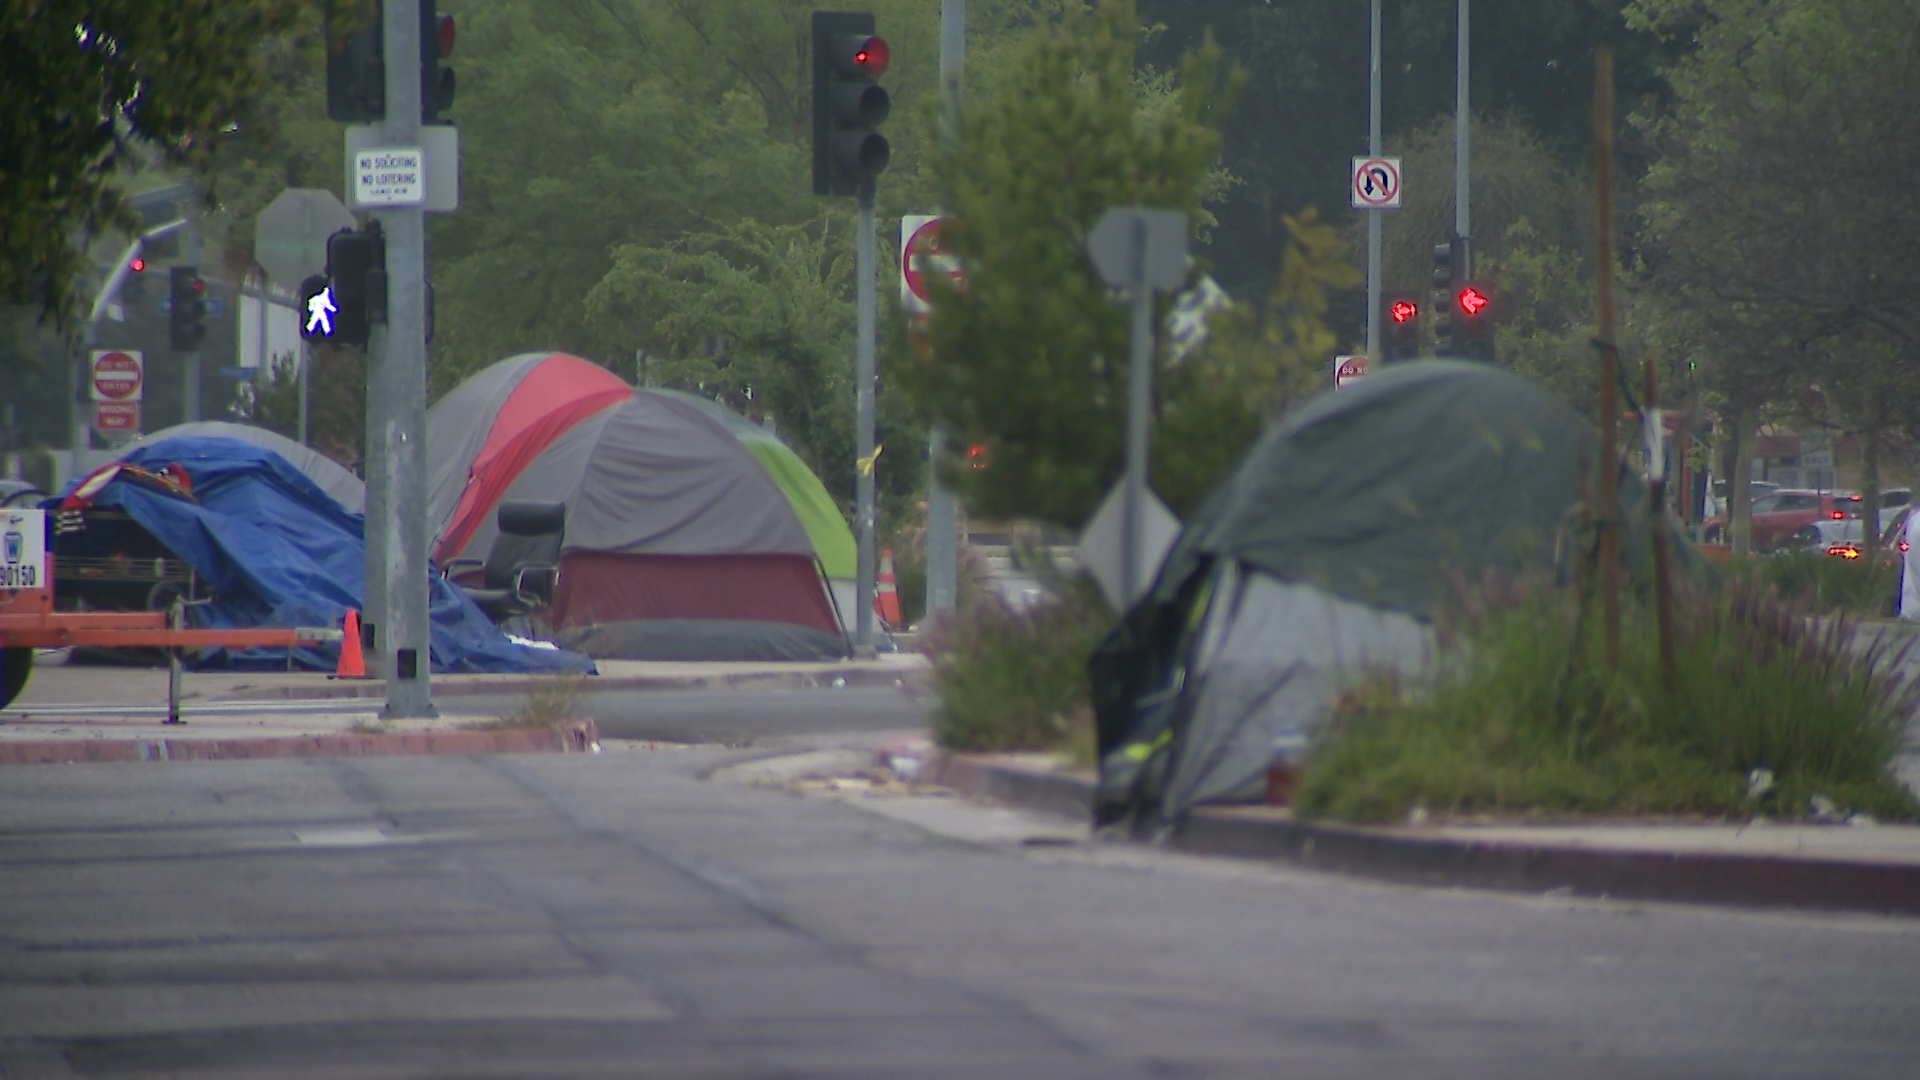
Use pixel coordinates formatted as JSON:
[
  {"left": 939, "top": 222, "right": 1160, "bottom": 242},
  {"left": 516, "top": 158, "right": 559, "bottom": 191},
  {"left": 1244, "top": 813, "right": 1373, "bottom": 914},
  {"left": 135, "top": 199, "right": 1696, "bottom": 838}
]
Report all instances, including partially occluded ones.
[{"left": 1903, "top": 542, "right": 1911, "bottom": 553}]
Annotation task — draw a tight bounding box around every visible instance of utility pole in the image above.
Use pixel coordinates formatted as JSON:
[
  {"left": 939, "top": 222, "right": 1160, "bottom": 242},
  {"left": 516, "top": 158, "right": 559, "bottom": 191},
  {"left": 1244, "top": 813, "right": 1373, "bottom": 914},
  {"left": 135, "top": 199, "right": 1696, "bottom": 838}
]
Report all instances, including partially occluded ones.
[
  {"left": 373, "top": 0, "right": 435, "bottom": 718},
  {"left": 1455, "top": 0, "right": 1471, "bottom": 270},
  {"left": 854, "top": 183, "right": 879, "bottom": 657},
  {"left": 926, "top": 0, "right": 964, "bottom": 619},
  {"left": 1365, "top": 0, "right": 1382, "bottom": 362}
]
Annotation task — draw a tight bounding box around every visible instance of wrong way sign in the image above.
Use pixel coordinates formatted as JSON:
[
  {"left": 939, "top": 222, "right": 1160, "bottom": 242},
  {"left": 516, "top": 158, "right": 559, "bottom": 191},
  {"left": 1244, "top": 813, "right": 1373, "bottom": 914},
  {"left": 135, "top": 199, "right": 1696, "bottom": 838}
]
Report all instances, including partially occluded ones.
[
  {"left": 900, "top": 215, "right": 964, "bottom": 317},
  {"left": 91, "top": 350, "right": 143, "bottom": 402}
]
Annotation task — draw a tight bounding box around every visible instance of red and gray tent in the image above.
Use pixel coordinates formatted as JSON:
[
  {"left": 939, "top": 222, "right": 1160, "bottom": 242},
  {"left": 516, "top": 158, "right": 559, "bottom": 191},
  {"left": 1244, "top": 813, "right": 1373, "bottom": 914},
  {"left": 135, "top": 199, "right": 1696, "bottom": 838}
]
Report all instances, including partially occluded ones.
[{"left": 427, "top": 353, "right": 851, "bottom": 661}]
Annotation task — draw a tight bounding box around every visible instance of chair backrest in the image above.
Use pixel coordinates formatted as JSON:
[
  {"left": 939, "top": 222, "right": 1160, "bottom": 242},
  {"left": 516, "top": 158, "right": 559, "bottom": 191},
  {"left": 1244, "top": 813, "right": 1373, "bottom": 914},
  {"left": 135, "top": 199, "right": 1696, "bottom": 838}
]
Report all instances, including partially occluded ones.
[{"left": 483, "top": 501, "right": 566, "bottom": 590}]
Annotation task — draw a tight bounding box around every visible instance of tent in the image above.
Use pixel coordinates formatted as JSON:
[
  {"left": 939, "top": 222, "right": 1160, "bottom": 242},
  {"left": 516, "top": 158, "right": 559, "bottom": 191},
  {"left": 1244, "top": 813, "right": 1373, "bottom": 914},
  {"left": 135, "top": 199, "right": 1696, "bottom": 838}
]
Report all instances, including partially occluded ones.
[
  {"left": 119, "top": 420, "right": 365, "bottom": 514},
  {"left": 50, "top": 436, "right": 594, "bottom": 675},
  {"left": 1089, "top": 361, "right": 1701, "bottom": 830},
  {"left": 427, "top": 353, "right": 854, "bottom": 661}
]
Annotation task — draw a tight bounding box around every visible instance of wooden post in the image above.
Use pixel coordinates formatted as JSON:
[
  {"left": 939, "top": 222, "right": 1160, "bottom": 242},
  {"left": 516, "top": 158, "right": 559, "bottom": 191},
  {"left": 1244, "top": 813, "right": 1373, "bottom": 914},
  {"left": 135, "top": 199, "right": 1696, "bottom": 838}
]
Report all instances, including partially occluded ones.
[
  {"left": 1594, "top": 47, "right": 1622, "bottom": 670},
  {"left": 1646, "top": 355, "right": 1679, "bottom": 693}
]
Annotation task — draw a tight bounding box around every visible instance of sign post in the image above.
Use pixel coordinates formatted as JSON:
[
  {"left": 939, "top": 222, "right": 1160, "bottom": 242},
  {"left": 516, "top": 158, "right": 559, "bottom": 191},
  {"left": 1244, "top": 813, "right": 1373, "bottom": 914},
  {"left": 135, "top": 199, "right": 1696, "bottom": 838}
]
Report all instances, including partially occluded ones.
[
  {"left": 1087, "top": 207, "right": 1188, "bottom": 609},
  {"left": 900, "top": 214, "right": 963, "bottom": 617}
]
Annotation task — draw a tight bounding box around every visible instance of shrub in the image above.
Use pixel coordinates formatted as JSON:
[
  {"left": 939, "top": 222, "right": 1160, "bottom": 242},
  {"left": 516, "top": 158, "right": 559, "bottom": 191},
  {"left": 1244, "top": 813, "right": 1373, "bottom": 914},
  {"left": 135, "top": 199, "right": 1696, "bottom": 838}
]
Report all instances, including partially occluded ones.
[
  {"left": 920, "top": 582, "right": 1112, "bottom": 755},
  {"left": 1296, "top": 572, "right": 1920, "bottom": 823},
  {"left": 1743, "top": 549, "right": 1898, "bottom": 616}
]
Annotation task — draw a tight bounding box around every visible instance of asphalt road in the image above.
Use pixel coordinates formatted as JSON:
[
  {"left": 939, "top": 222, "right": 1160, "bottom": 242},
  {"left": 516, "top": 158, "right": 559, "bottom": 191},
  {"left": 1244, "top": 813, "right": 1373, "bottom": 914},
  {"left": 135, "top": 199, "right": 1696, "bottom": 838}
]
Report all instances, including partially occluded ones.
[{"left": 2, "top": 748, "right": 1918, "bottom": 1078}]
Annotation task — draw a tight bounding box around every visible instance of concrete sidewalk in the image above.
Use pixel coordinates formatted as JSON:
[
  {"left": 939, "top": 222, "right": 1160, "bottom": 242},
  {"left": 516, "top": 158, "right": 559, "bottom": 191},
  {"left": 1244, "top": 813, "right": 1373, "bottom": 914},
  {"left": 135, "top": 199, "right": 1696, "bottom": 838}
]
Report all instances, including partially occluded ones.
[
  {"left": 8, "top": 649, "right": 929, "bottom": 707},
  {"left": 0, "top": 650, "right": 928, "bottom": 765},
  {"left": 872, "top": 738, "right": 1920, "bottom": 918}
]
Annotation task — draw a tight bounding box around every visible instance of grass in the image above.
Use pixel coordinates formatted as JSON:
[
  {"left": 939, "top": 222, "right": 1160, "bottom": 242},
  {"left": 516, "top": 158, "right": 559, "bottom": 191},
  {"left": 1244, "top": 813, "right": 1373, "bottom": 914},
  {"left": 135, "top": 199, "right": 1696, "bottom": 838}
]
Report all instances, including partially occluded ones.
[
  {"left": 920, "top": 580, "right": 1111, "bottom": 758},
  {"left": 1295, "top": 572, "right": 1920, "bottom": 824},
  {"left": 1741, "top": 548, "right": 1899, "bottom": 616},
  {"left": 471, "top": 672, "right": 589, "bottom": 731}
]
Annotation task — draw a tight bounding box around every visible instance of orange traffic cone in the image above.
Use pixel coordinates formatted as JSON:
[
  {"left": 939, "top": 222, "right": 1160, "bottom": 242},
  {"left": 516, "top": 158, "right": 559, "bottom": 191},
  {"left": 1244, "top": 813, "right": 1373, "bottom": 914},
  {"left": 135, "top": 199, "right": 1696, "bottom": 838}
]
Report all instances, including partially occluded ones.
[
  {"left": 333, "top": 608, "right": 367, "bottom": 679},
  {"left": 875, "top": 549, "right": 903, "bottom": 628}
]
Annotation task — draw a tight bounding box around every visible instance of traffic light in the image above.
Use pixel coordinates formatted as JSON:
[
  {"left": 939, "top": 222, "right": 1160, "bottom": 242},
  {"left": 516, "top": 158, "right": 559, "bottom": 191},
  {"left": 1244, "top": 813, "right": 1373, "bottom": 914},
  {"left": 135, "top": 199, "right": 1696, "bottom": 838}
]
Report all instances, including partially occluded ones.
[
  {"left": 1382, "top": 290, "right": 1421, "bottom": 361},
  {"left": 421, "top": 1, "right": 455, "bottom": 124},
  {"left": 326, "top": 0, "right": 384, "bottom": 122},
  {"left": 1453, "top": 280, "right": 1495, "bottom": 361},
  {"left": 322, "top": 224, "right": 387, "bottom": 348},
  {"left": 169, "top": 267, "right": 207, "bottom": 351},
  {"left": 1430, "top": 239, "right": 1468, "bottom": 355},
  {"left": 812, "top": 12, "right": 891, "bottom": 198},
  {"left": 328, "top": 0, "right": 456, "bottom": 124}
]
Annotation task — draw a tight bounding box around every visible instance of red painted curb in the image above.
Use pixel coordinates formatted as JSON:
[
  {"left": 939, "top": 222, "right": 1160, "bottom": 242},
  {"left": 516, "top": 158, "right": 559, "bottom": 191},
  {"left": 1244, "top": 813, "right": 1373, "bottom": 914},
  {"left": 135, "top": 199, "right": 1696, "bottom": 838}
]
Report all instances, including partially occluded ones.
[{"left": 0, "top": 719, "right": 598, "bottom": 767}]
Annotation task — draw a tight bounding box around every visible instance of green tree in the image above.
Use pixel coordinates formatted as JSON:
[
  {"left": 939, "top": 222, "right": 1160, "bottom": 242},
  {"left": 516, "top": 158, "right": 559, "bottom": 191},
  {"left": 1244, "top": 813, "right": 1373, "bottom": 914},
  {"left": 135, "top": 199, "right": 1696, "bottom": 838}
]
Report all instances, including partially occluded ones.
[
  {"left": 0, "top": 0, "right": 321, "bottom": 326},
  {"left": 1629, "top": 0, "right": 1920, "bottom": 546}
]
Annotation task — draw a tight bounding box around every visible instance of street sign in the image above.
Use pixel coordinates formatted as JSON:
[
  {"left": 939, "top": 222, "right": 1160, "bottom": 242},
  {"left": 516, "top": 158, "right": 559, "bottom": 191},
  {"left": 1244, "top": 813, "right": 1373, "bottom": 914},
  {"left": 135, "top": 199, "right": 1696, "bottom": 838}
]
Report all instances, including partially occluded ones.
[
  {"left": 900, "top": 214, "right": 962, "bottom": 316},
  {"left": 254, "top": 188, "right": 359, "bottom": 291},
  {"left": 351, "top": 146, "right": 426, "bottom": 208},
  {"left": 1078, "top": 480, "right": 1181, "bottom": 613},
  {"left": 345, "top": 126, "right": 459, "bottom": 212},
  {"left": 2, "top": 508, "right": 48, "bottom": 594},
  {"left": 1333, "top": 354, "right": 1369, "bottom": 389},
  {"left": 90, "top": 350, "right": 143, "bottom": 402},
  {"left": 91, "top": 401, "right": 140, "bottom": 436},
  {"left": 1350, "top": 157, "right": 1403, "bottom": 209},
  {"left": 1088, "top": 208, "right": 1189, "bottom": 291}
]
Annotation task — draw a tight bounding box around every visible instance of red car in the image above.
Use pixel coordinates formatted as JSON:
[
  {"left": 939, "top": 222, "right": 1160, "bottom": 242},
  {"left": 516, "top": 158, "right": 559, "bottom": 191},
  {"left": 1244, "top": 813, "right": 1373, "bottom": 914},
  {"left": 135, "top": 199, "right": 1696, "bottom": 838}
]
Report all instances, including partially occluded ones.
[{"left": 1702, "top": 489, "right": 1861, "bottom": 550}]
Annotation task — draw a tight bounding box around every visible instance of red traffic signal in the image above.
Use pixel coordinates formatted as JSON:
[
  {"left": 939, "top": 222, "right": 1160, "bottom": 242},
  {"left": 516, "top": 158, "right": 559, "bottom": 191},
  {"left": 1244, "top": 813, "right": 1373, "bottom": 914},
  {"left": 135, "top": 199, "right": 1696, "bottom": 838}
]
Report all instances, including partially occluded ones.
[
  {"left": 1457, "top": 286, "right": 1489, "bottom": 317},
  {"left": 437, "top": 13, "right": 455, "bottom": 58},
  {"left": 128, "top": 257, "right": 146, "bottom": 272},
  {"left": 966, "top": 444, "right": 990, "bottom": 470},
  {"left": 842, "top": 35, "right": 890, "bottom": 79},
  {"left": 1388, "top": 298, "right": 1418, "bottom": 324}
]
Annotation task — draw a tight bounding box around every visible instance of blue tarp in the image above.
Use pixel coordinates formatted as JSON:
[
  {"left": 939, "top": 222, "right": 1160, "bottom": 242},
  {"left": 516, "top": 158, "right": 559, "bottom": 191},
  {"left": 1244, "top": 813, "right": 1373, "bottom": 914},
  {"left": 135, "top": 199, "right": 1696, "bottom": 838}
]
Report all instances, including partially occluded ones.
[{"left": 50, "top": 436, "right": 596, "bottom": 675}]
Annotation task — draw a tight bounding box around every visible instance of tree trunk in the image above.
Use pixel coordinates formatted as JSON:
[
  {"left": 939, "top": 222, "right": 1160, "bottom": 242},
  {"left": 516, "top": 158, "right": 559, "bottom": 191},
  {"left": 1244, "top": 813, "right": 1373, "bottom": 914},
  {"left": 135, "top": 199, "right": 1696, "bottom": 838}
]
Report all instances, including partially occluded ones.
[{"left": 1729, "top": 404, "right": 1758, "bottom": 555}]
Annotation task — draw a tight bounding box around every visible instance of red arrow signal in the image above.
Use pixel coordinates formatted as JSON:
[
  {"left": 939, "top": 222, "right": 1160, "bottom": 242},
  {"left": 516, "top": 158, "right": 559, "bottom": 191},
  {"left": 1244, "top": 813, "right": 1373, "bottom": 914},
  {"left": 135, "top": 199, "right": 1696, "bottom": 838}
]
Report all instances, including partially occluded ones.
[
  {"left": 1458, "top": 287, "right": 1489, "bottom": 316},
  {"left": 1389, "top": 299, "right": 1418, "bottom": 323}
]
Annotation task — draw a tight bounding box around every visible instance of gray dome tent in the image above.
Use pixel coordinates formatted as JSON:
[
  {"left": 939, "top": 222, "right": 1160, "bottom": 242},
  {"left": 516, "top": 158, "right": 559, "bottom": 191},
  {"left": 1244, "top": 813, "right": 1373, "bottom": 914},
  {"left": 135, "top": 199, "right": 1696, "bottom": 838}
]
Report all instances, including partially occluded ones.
[
  {"left": 1090, "top": 361, "right": 1700, "bottom": 829},
  {"left": 118, "top": 421, "right": 364, "bottom": 514}
]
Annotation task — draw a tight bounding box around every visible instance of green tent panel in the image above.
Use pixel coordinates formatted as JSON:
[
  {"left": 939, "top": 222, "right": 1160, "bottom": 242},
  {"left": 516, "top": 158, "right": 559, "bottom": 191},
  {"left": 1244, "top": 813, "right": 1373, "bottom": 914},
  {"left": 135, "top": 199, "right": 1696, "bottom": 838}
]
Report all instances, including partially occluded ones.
[{"left": 646, "top": 389, "right": 857, "bottom": 580}]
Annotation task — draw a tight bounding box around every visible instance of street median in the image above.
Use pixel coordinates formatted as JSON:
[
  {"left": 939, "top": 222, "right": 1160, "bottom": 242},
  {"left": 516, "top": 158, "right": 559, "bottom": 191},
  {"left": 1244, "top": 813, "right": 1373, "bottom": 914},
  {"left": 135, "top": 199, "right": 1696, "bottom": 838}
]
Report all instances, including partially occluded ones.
[{"left": 906, "top": 749, "right": 1920, "bottom": 919}]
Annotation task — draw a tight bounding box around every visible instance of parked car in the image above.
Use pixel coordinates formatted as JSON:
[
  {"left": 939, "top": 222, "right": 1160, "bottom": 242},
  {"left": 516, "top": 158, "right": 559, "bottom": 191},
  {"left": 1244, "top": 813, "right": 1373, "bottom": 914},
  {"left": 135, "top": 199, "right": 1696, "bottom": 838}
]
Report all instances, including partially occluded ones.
[
  {"left": 1701, "top": 489, "right": 1862, "bottom": 550},
  {"left": 1812, "top": 488, "right": 1913, "bottom": 546},
  {"left": 1704, "top": 478, "right": 1779, "bottom": 520}
]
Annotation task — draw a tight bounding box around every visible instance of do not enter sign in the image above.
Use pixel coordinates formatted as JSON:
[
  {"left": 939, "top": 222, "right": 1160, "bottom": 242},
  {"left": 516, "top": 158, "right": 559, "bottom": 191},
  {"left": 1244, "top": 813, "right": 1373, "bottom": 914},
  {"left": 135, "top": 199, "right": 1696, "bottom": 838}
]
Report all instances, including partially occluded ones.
[
  {"left": 91, "top": 350, "right": 144, "bottom": 402},
  {"left": 1332, "top": 354, "right": 1368, "bottom": 389},
  {"left": 900, "top": 215, "right": 964, "bottom": 317}
]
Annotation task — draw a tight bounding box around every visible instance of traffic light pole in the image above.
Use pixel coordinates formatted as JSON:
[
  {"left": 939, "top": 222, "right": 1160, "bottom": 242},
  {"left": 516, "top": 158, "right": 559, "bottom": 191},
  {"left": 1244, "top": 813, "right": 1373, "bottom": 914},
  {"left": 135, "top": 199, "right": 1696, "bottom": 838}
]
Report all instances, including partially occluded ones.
[
  {"left": 373, "top": 0, "right": 435, "bottom": 718},
  {"left": 1455, "top": 0, "right": 1471, "bottom": 270},
  {"left": 1365, "top": 0, "right": 1382, "bottom": 362},
  {"left": 854, "top": 185, "right": 879, "bottom": 658},
  {"left": 925, "top": 0, "right": 964, "bottom": 619}
]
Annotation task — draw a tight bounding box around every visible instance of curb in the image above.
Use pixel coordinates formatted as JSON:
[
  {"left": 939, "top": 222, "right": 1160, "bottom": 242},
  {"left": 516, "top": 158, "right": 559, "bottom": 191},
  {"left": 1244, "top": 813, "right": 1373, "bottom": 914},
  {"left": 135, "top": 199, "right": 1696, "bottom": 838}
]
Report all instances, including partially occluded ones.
[
  {"left": 0, "top": 719, "right": 598, "bottom": 767},
  {"left": 917, "top": 753, "right": 1920, "bottom": 919},
  {"left": 217, "top": 665, "right": 919, "bottom": 703}
]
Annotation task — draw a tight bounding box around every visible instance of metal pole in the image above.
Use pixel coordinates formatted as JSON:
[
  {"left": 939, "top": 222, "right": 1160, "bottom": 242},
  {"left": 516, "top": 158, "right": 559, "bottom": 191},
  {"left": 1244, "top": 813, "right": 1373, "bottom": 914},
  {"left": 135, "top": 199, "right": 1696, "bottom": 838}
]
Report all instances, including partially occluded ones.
[
  {"left": 298, "top": 340, "right": 311, "bottom": 447},
  {"left": 1455, "top": 0, "right": 1471, "bottom": 265},
  {"left": 1594, "top": 47, "right": 1622, "bottom": 672},
  {"left": 1122, "top": 219, "right": 1152, "bottom": 609},
  {"left": 184, "top": 226, "right": 202, "bottom": 423},
  {"left": 253, "top": 270, "right": 271, "bottom": 418},
  {"left": 926, "top": 0, "right": 965, "bottom": 618},
  {"left": 854, "top": 187, "right": 879, "bottom": 657},
  {"left": 376, "top": 0, "right": 434, "bottom": 717},
  {"left": 72, "top": 223, "right": 185, "bottom": 486},
  {"left": 1365, "top": 0, "right": 1382, "bottom": 362}
]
